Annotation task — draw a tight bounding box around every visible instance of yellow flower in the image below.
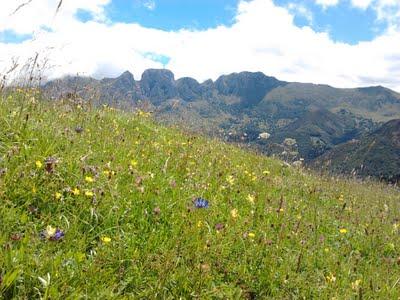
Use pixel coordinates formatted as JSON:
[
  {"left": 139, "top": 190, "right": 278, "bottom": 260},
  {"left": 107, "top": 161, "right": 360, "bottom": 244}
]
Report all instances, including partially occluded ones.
[
  {"left": 55, "top": 192, "right": 62, "bottom": 200},
  {"left": 351, "top": 279, "right": 362, "bottom": 290},
  {"left": 339, "top": 228, "right": 347, "bottom": 234},
  {"left": 130, "top": 160, "right": 138, "bottom": 167},
  {"left": 326, "top": 273, "right": 336, "bottom": 283},
  {"left": 197, "top": 220, "right": 203, "bottom": 228},
  {"left": 85, "top": 176, "right": 94, "bottom": 183},
  {"left": 248, "top": 232, "right": 256, "bottom": 238},
  {"left": 230, "top": 208, "right": 238, "bottom": 219},
  {"left": 263, "top": 170, "right": 270, "bottom": 175},
  {"left": 247, "top": 194, "right": 255, "bottom": 204},
  {"left": 85, "top": 191, "right": 94, "bottom": 197},
  {"left": 72, "top": 188, "right": 80, "bottom": 196},
  {"left": 103, "top": 170, "right": 110, "bottom": 176},
  {"left": 226, "top": 175, "right": 235, "bottom": 186},
  {"left": 46, "top": 225, "right": 56, "bottom": 237},
  {"left": 35, "top": 160, "right": 43, "bottom": 169},
  {"left": 338, "top": 194, "right": 344, "bottom": 201},
  {"left": 101, "top": 236, "right": 111, "bottom": 243}
]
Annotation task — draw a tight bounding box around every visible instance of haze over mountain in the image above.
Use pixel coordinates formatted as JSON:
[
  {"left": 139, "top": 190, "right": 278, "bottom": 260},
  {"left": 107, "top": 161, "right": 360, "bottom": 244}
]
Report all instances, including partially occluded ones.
[{"left": 44, "top": 69, "right": 400, "bottom": 180}]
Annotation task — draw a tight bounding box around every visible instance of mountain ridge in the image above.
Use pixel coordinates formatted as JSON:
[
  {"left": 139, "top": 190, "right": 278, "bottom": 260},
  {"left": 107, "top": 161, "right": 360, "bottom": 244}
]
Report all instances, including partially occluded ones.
[{"left": 43, "top": 69, "right": 400, "bottom": 181}]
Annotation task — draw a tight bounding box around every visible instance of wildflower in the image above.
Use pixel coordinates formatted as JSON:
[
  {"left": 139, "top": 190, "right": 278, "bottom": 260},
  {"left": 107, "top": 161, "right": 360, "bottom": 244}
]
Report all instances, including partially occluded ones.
[
  {"left": 215, "top": 223, "right": 224, "bottom": 231},
  {"left": 393, "top": 223, "right": 399, "bottom": 233},
  {"left": 85, "top": 191, "right": 94, "bottom": 198},
  {"left": 40, "top": 225, "right": 64, "bottom": 241},
  {"left": 75, "top": 126, "right": 84, "bottom": 134},
  {"left": 351, "top": 279, "right": 362, "bottom": 290},
  {"left": 101, "top": 236, "right": 111, "bottom": 244},
  {"left": 248, "top": 232, "right": 256, "bottom": 239},
  {"left": 247, "top": 194, "right": 255, "bottom": 204},
  {"left": 339, "top": 228, "right": 347, "bottom": 234},
  {"left": 45, "top": 157, "right": 58, "bottom": 173},
  {"left": 263, "top": 170, "right": 270, "bottom": 175},
  {"left": 326, "top": 273, "right": 336, "bottom": 283},
  {"left": 338, "top": 194, "right": 344, "bottom": 201},
  {"left": 35, "top": 160, "right": 43, "bottom": 169},
  {"left": 230, "top": 208, "right": 238, "bottom": 219},
  {"left": 194, "top": 197, "right": 209, "bottom": 209},
  {"left": 72, "top": 188, "right": 80, "bottom": 196},
  {"left": 130, "top": 160, "right": 138, "bottom": 167},
  {"left": 226, "top": 175, "right": 235, "bottom": 186},
  {"left": 250, "top": 173, "right": 257, "bottom": 181},
  {"left": 197, "top": 220, "right": 203, "bottom": 228},
  {"left": 55, "top": 192, "right": 62, "bottom": 200},
  {"left": 85, "top": 176, "right": 94, "bottom": 183}
]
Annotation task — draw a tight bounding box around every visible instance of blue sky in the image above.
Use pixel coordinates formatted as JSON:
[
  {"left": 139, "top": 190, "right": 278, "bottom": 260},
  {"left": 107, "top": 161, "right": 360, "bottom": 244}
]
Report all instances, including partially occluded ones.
[
  {"left": 1, "top": 0, "right": 400, "bottom": 91},
  {"left": 73, "top": 0, "right": 389, "bottom": 45},
  {"left": 103, "top": 0, "right": 238, "bottom": 31}
]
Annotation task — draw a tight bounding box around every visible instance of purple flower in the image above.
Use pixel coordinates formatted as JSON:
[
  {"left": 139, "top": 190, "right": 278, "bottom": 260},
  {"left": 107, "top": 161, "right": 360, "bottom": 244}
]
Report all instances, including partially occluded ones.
[{"left": 50, "top": 229, "right": 65, "bottom": 241}]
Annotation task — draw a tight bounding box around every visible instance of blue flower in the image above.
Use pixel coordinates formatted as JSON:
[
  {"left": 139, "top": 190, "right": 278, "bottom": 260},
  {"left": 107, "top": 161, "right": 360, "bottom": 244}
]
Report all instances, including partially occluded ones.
[
  {"left": 51, "top": 229, "right": 65, "bottom": 241},
  {"left": 194, "top": 197, "right": 209, "bottom": 209}
]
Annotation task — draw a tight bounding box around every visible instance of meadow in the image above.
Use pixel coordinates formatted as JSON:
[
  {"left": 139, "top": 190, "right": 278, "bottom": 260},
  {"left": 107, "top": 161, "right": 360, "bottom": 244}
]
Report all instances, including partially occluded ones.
[{"left": 0, "top": 90, "right": 399, "bottom": 299}]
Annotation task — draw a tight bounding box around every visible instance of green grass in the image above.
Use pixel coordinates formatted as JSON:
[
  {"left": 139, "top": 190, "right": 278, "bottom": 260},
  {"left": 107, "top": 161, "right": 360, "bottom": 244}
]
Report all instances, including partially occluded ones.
[{"left": 1, "top": 90, "right": 400, "bottom": 299}]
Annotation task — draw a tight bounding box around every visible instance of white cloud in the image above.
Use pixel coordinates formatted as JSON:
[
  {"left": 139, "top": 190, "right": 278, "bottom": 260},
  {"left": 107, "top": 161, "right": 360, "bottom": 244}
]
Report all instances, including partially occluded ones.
[
  {"left": 374, "top": 1, "right": 400, "bottom": 30},
  {"left": 317, "top": 0, "right": 400, "bottom": 28},
  {"left": 287, "top": 3, "right": 313, "bottom": 25},
  {"left": 351, "top": 0, "right": 374, "bottom": 9},
  {"left": 143, "top": 0, "right": 156, "bottom": 11},
  {"left": 0, "top": 0, "right": 111, "bottom": 35},
  {"left": 0, "top": 0, "right": 400, "bottom": 92},
  {"left": 315, "top": 0, "right": 340, "bottom": 8}
]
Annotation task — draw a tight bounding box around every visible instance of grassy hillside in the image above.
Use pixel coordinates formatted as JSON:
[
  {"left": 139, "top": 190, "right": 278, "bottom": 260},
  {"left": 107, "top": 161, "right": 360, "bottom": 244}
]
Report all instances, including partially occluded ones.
[{"left": 1, "top": 90, "right": 400, "bottom": 299}]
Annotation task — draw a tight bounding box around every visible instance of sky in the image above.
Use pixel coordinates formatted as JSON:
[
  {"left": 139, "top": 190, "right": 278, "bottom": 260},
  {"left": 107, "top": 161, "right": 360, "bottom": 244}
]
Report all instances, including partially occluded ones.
[{"left": 0, "top": 0, "right": 400, "bottom": 91}]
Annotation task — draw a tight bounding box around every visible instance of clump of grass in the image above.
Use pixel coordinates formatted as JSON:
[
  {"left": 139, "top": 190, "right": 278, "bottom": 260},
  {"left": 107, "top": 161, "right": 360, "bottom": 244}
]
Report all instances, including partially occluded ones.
[{"left": 0, "top": 90, "right": 399, "bottom": 298}]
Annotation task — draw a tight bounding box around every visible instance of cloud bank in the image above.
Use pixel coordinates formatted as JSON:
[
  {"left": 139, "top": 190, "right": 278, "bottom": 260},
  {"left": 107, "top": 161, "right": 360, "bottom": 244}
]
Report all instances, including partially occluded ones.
[{"left": 0, "top": 0, "right": 400, "bottom": 92}]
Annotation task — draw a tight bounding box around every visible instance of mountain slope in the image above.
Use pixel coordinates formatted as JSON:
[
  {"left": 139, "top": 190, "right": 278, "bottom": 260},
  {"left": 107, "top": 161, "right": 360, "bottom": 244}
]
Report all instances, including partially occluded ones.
[
  {"left": 1, "top": 91, "right": 400, "bottom": 298},
  {"left": 42, "top": 70, "right": 400, "bottom": 179},
  {"left": 313, "top": 119, "right": 400, "bottom": 181},
  {"left": 262, "top": 108, "right": 374, "bottom": 160},
  {"left": 257, "top": 83, "right": 400, "bottom": 122}
]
